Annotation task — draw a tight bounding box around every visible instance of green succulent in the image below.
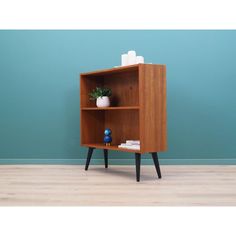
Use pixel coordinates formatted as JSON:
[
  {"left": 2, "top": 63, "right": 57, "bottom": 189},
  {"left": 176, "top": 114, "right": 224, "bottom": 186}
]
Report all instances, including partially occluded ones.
[{"left": 89, "top": 87, "right": 112, "bottom": 100}]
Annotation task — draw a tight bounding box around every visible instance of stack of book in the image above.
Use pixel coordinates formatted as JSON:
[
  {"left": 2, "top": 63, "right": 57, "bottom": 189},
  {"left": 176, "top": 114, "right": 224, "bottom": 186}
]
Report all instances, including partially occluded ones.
[{"left": 118, "top": 140, "right": 140, "bottom": 150}]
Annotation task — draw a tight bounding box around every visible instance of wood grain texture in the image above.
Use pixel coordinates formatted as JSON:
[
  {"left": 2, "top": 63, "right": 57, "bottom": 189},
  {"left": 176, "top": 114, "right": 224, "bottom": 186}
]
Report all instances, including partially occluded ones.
[
  {"left": 105, "top": 109, "right": 139, "bottom": 145},
  {"left": 139, "top": 64, "right": 167, "bottom": 153},
  {"left": 81, "top": 110, "right": 105, "bottom": 144},
  {"left": 81, "top": 70, "right": 139, "bottom": 108},
  {"left": 80, "top": 75, "right": 103, "bottom": 108},
  {"left": 81, "top": 109, "right": 139, "bottom": 147},
  {"left": 0, "top": 165, "right": 236, "bottom": 206},
  {"left": 103, "top": 71, "right": 139, "bottom": 107}
]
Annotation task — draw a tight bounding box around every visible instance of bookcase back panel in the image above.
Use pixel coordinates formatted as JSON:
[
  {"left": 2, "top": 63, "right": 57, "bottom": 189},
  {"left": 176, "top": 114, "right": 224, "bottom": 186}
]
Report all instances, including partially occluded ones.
[
  {"left": 105, "top": 110, "right": 139, "bottom": 145},
  {"left": 81, "top": 110, "right": 139, "bottom": 146},
  {"left": 81, "top": 110, "right": 105, "bottom": 144},
  {"left": 103, "top": 71, "right": 139, "bottom": 107},
  {"left": 80, "top": 76, "right": 104, "bottom": 108},
  {"left": 80, "top": 70, "right": 139, "bottom": 108}
]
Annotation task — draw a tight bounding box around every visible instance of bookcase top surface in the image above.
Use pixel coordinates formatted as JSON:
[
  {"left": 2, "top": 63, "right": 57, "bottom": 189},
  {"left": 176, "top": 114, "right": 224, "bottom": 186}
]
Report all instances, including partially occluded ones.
[{"left": 80, "top": 64, "right": 165, "bottom": 76}]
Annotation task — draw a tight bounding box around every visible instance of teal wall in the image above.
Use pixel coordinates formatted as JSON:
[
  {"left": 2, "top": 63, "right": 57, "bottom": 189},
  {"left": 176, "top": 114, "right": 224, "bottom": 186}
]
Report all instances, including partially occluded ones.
[{"left": 0, "top": 30, "right": 236, "bottom": 165}]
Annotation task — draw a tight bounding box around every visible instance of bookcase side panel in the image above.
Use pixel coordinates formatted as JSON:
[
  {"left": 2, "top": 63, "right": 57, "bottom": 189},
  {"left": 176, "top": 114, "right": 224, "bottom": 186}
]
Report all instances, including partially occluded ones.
[{"left": 139, "top": 65, "right": 167, "bottom": 153}]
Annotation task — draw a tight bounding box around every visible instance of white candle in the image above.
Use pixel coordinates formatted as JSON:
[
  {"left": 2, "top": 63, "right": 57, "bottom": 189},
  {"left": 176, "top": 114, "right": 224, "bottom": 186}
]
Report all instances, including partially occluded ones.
[
  {"left": 128, "top": 50, "right": 136, "bottom": 65},
  {"left": 136, "top": 56, "right": 144, "bottom": 64},
  {"left": 121, "top": 54, "right": 128, "bottom": 66}
]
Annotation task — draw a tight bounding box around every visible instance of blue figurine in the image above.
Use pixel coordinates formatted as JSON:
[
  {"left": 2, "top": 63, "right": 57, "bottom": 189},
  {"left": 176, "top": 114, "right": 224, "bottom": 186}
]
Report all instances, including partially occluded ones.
[{"left": 104, "top": 128, "right": 112, "bottom": 146}]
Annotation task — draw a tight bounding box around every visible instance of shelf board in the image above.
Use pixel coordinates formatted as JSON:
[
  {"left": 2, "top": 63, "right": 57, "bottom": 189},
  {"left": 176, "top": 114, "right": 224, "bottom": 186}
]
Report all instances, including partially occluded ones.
[
  {"left": 81, "top": 106, "right": 139, "bottom": 111},
  {"left": 81, "top": 64, "right": 164, "bottom": 77},
  {"left": 82, "top": 143, "right": 141, "bottom": 153},
  {"left": 80, "top": 64, "right": 140, "bottom": 76}
]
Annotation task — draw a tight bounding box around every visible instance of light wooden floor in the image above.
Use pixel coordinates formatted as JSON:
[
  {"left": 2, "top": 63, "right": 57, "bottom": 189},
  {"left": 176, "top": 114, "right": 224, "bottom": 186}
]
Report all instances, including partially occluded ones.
[{"left": 0, "top": 165, "right": 236, "bottom": 206}]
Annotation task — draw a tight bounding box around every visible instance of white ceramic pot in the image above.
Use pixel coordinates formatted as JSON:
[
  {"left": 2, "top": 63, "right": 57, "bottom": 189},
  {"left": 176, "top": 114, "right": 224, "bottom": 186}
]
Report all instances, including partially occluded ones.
[{"left": 96, "top": 96, "right": 110, "bottom": 107}]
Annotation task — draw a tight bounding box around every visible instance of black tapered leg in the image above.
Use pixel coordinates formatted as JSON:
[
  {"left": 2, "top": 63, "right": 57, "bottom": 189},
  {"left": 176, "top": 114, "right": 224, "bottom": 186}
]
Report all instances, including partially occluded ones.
[
  {"left": 135, "top": 153, "right": 141, "bottom": 182},
  {"left": 151, "top": 152, "right": 162, "bottom": 178},
  {"left": 85, "top": 147, "right": 94, "bottom": 170},
  {"left": 104, "top": 149, "right": 108, "bottom": 168}
]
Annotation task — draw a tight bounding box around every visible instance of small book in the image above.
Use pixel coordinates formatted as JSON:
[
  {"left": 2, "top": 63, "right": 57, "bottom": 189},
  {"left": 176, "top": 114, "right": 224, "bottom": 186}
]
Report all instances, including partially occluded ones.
[
  {"left": 118, "top": 144, "right": 140, "bottom": 150},
  {"left": 126, "top": 140, "right": 140, "bottom": 145}
]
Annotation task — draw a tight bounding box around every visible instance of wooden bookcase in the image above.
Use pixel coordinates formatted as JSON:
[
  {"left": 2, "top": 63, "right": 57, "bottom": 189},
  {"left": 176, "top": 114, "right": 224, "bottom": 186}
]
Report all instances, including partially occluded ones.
[{"left": 80, "top": 64, "right": 167, "bottom": 181}]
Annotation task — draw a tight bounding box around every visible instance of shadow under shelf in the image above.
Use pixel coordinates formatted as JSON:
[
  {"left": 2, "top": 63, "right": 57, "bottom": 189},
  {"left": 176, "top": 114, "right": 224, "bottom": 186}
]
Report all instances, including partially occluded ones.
[{"left": 81, "top": 106, "right": 139, "bottom": 111}]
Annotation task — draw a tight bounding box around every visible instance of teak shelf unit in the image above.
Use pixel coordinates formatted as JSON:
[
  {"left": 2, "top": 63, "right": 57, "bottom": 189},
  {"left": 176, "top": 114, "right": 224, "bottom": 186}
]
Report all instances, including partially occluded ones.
[{"left": 80, "top": 64, "right": 167, "bottom": 181}]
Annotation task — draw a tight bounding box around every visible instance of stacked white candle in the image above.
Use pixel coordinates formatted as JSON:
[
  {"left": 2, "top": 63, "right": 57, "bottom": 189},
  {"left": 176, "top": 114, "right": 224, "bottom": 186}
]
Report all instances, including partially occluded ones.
[
  {"left": 121, "top": 54, "right": 128, "bottom": 66},
  {"left": 121, "top": 50, "right": 144, "bottom": 66}
]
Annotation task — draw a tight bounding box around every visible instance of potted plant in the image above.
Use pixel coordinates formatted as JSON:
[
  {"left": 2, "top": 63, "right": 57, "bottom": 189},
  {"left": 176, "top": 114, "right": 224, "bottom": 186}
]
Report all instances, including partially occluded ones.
[{"left": 89, "top": 87, "right": 112, "bottom": 107}]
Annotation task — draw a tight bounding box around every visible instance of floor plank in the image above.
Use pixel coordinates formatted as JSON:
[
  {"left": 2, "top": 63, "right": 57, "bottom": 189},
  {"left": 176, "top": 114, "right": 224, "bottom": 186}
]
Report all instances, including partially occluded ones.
[{"left": 0, "top": 165, "right": 235, "bottom": 206}]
